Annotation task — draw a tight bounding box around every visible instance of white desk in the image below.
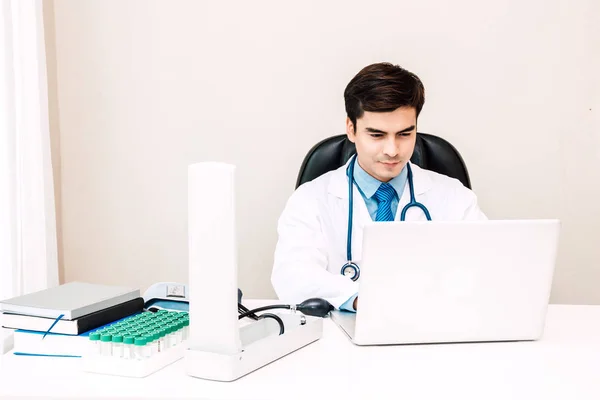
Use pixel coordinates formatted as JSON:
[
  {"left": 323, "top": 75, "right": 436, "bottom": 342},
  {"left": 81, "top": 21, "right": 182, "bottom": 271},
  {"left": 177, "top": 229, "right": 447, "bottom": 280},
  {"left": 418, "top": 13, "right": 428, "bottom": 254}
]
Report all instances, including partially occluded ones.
[{"left": 1, "top": 303, "right": 599, "bottom": 400}]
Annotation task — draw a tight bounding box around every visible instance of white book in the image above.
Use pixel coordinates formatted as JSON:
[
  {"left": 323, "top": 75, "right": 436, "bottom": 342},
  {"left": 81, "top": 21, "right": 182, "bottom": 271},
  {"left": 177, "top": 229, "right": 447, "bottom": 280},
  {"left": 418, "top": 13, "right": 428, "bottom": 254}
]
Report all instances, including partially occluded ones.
[
  {"left": 0, "top": 282, "right": 140, "bottom": 320},
  {"left": 12, "top": 329, "right": 89, "bottom": 357}
]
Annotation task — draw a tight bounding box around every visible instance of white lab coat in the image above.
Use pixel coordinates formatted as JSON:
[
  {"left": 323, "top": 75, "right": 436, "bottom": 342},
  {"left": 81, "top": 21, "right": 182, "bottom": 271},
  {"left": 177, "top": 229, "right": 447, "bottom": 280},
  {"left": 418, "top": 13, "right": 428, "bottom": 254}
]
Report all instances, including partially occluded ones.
[{"left": 271, "top": 159, "right": 487, "bottom": 309}]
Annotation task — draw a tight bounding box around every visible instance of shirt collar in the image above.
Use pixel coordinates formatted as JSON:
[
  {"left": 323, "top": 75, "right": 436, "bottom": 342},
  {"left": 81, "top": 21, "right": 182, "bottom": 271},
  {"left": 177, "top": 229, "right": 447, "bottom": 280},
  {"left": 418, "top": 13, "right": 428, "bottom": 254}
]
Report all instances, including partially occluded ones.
[{"left": 352, "top": 158, "right": 408, "bottom": 199}]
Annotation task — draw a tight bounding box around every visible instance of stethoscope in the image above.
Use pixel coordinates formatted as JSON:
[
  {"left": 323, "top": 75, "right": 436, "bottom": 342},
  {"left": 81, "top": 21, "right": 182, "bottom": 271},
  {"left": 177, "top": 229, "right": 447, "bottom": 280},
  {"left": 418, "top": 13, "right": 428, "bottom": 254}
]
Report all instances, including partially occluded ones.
[{"left": 340, "top": 154, "right": 432, "bottom": 281}]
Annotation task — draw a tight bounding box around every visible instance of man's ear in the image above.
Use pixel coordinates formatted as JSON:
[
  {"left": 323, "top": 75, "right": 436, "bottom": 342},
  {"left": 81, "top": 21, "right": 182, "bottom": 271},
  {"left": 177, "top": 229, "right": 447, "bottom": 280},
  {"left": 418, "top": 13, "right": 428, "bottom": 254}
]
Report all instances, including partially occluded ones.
[{"left": 346, "top": 117, "right": 356, "bottom": 143}]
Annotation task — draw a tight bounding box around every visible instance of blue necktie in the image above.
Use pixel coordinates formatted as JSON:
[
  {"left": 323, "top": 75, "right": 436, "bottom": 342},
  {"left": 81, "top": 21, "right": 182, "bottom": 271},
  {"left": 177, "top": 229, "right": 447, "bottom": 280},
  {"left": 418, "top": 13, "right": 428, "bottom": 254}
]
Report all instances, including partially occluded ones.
[{"left": 374, "top": 183, "right": 397, "bottom": 221}]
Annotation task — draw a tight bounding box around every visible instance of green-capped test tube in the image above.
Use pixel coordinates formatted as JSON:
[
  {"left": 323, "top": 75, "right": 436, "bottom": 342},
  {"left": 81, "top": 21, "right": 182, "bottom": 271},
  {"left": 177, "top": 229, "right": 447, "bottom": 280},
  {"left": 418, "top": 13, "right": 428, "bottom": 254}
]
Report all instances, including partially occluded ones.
[
  {"left": 100, "top": 333, "right": 112, "bottom": 356},
  {"left": 165, "top": 323, "right": 175, "bottom": 348},
  {"left": 123, "top": 335, "right": 135, "bottom": 359},
  {"left": 112, "top": 334, "right": 124, "bottom": 358},
  {"left": 174, "top": 320, "right": 183, "bottom": 344},
  {"left": 88, "top": 332, "right": 101, "bottom": 355},
  {"left": 134, "top": 336, "right": 150, "bottom": 359},
  {"left": 149, "top": 331, "right": 159, "bottom": 356},
  {"left": 143, "top": 330, "right": 154, "bottom": 356},
  {"left": 182, "top": 318, "right": 189, "bottom": 341},
  {"left": 158, "top": 328, "right": 167, "bottom": 352}
]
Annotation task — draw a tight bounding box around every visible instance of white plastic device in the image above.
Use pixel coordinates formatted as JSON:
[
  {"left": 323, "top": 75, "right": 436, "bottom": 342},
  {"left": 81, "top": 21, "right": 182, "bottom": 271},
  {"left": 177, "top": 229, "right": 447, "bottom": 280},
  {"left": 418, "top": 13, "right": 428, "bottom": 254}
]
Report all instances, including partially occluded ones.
[
  {"left": 143, "top": 282, "right": 189, "bottom": 304},
  {"left": 185, "top": 312, "right": 323, "bottom": 381},
  {"left": 185, "top": 162, "right": 324, "bottom": 382}
]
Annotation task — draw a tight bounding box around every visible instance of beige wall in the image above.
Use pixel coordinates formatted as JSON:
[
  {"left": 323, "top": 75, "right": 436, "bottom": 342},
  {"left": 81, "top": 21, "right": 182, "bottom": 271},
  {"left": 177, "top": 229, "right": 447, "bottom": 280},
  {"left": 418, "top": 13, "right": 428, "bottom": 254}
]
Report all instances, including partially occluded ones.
[{"left": 46, "top": 0, "right": 599, "bottom": 303}]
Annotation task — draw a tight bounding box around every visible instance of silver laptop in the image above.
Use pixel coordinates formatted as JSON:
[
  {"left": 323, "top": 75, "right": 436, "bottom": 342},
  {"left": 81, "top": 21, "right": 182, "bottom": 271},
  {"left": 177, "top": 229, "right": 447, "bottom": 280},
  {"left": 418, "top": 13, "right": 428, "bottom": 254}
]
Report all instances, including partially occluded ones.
[{"left": 330, "top": 219, "right": 560, "bottom": 346}]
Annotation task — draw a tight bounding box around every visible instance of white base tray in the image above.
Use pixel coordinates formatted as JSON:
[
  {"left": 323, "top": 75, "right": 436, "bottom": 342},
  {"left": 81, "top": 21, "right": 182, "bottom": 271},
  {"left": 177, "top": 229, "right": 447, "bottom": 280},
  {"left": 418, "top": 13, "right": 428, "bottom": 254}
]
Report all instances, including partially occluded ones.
[
  {"left": 82, "top": 342, "right": 186, "bottom": 378},
  {"left": 185, "top": 313, "right": 323, "bottom": 382}
]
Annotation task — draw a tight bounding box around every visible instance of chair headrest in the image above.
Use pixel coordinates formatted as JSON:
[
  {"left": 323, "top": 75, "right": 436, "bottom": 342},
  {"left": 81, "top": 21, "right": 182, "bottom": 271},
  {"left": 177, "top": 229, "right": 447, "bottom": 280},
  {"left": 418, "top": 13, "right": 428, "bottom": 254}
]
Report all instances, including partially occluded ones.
[{"left": 296, "top": 133, "right": 471, "bottom": 189}]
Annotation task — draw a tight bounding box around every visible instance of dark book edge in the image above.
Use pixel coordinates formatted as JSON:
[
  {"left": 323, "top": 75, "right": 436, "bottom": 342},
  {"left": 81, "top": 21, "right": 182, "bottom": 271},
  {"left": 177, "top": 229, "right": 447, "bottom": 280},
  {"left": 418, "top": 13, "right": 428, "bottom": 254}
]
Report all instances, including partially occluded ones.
[{"left": 74, "top": 297, "right": 144, "bottom": 334}]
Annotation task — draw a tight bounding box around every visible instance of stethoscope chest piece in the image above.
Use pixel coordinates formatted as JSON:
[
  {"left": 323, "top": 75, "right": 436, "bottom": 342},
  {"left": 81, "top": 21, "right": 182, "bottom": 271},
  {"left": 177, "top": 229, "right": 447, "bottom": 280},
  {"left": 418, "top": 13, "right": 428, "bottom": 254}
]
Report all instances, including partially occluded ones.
[{"left": 341, "top": 262, "right": 360, "bottom": 281}]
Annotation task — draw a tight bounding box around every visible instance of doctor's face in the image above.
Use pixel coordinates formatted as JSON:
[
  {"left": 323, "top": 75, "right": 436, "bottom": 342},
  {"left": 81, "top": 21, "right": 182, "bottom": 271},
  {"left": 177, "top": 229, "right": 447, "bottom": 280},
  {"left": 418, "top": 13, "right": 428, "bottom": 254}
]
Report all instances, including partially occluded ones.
[{"left": 346, "top": 106, "right": 417, "bottom": 183}]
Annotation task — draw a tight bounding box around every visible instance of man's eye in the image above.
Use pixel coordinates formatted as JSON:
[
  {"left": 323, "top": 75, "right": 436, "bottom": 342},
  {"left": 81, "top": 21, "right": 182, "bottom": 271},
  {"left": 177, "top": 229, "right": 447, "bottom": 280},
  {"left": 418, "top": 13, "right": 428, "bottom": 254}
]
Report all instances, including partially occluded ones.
[{"left": 370, "top": 134, "right": 383, "bottom": 138}]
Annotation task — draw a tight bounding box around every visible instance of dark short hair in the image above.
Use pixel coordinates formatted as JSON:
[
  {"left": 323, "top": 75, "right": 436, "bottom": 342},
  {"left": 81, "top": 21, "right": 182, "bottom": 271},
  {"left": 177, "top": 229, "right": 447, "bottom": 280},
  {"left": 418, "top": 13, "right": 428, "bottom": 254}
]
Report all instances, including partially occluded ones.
[{"left": 344, "top": 62, "right": 425, "bottom": 129}]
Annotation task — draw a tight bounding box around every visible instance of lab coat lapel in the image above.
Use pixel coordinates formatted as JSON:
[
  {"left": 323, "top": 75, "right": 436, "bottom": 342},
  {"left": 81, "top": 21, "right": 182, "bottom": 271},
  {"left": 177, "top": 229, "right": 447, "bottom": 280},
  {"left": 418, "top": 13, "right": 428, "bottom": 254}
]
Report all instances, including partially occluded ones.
[
  {"left": 327, "top": 161, "right": 372, "bottom": 228},
  {"left": 328, "top": 161, "right": 371, "bottom": 261},
  {"left": 327, "top": 160, "right": 352, "bottom": 199}
]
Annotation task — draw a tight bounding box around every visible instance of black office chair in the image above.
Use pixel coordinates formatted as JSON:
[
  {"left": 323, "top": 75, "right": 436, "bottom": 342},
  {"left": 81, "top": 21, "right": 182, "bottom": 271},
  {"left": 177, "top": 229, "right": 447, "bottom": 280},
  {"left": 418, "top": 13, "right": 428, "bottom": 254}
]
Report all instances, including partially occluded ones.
[{"left": 296, "top": 132, "right": 471, "bottom": 189}]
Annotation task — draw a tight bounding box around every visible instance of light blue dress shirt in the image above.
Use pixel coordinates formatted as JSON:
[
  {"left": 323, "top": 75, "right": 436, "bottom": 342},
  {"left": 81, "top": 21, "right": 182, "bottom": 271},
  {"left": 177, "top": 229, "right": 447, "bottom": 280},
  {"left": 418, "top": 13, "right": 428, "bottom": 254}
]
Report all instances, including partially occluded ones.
[{"left": 339, "top": 160, "right": 408, "bottom": 312}]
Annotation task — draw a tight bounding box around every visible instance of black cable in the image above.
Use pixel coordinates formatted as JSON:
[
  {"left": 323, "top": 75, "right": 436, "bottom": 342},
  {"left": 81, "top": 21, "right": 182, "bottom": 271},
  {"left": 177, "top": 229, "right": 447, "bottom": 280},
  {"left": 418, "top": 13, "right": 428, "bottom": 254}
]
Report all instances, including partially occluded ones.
[
  {"left": 238, "top": 298, "right": 334, "bottom": 320},
  {"left": 238, "top": 303, "right": 259, "bottom": 320},
  {"left": 257, "top": 313, "right": 285, "bottom": 335},
  {"left": 239, "top": 307, "right": 254, "bottom": 320},
  {"left": 237, "top": 305, "right": 291, "bottom": 320},
  {"left": 238, "top": 304, "right": 284, "bottom": 334},
  {"left": 236, "top": 298, "right": 334, "bottom": 337}
]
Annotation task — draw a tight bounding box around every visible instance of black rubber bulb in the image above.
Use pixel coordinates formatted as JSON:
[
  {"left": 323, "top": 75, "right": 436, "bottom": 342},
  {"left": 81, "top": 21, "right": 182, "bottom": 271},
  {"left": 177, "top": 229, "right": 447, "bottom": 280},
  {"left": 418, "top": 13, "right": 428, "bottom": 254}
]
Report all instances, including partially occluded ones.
[{"left": 296, "top": 298, "right": 334, "bottom": 318}]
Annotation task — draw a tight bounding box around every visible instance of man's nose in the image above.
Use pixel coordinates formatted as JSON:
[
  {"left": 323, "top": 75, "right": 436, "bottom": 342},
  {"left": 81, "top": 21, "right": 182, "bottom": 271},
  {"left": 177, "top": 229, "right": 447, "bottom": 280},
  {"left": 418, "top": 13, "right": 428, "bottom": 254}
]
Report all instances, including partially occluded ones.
[{"left": 383, "top": 136, "right": 398, "bottom": 157}]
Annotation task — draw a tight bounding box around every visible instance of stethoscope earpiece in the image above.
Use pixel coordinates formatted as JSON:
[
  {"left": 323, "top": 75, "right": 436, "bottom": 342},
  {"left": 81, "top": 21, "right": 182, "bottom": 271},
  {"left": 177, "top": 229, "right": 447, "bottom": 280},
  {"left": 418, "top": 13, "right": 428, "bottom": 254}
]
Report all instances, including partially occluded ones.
[{"left": 341, "top": 154, "right": 432, "bottom": 281}]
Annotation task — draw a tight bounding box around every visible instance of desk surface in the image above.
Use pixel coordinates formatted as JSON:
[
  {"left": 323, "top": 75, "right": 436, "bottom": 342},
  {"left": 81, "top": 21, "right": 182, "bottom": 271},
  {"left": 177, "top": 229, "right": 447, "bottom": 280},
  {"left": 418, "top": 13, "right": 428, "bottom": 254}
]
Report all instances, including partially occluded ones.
[{"left": 1, "top": 303, "right": 600, "bottom": 400}]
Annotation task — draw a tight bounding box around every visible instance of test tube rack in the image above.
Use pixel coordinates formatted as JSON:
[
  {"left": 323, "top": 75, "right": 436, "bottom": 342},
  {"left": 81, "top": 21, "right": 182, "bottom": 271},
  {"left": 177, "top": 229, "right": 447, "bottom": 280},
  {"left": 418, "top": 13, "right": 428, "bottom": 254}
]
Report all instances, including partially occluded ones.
[{"left": 81, "top": 310, "right": 189, "bottom": 378}]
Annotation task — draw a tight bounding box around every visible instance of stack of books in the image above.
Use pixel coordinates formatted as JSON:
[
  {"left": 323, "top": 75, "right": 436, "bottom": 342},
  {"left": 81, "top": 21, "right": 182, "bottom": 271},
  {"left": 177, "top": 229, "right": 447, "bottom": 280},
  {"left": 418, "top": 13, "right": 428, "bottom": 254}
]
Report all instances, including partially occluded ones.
[{"left": 0, "top": 282, "right": 144, "bottom": 357}]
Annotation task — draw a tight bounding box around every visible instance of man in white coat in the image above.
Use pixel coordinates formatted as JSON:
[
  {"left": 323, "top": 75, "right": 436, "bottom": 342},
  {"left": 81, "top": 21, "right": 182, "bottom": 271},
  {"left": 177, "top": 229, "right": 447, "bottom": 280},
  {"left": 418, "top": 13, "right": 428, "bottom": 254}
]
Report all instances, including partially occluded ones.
[{"left": 271, "top": 62, "right": 487, "bottom": 312}]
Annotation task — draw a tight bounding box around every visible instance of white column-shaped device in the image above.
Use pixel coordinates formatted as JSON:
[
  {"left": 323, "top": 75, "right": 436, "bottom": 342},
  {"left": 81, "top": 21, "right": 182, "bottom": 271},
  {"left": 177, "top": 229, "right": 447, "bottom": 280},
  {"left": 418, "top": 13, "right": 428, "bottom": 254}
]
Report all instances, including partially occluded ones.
[
  {"left": 185, "top": 162, "right": 323, "bottom": 382},
  {"left": 187, "top": 162, "right": 241, "bottom": 355}
]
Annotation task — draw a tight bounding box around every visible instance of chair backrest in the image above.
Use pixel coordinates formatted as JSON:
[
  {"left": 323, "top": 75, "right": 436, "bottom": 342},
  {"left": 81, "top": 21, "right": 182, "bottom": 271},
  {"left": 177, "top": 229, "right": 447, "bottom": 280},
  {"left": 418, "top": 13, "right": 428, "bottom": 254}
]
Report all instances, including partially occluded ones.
[{"left": 295, "top": 132, "right": 472, "bottom": 189}]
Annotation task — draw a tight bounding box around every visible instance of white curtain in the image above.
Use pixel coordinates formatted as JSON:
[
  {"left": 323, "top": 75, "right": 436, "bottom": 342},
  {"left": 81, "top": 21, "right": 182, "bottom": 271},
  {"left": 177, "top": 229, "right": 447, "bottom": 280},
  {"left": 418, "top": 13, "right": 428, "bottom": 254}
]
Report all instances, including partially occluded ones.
[{"left": 0, "top": 0, "right": 59, "bottom": 351}]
